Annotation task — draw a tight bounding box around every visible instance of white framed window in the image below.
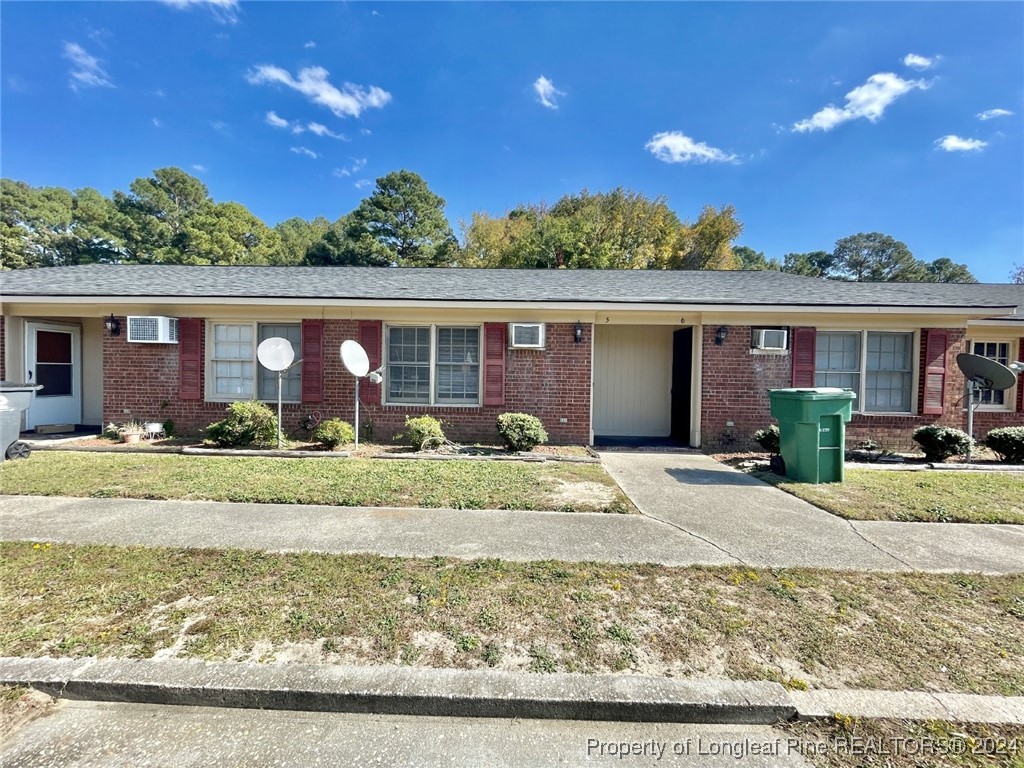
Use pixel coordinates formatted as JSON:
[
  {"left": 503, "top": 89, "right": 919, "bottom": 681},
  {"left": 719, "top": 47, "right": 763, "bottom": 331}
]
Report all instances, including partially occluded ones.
[
  {"left": 509, "top": 323, "right": 545, "bottom": 349},
  {"left": 970, "top": 340, "right": 1014, "bottom": 409},
  {"left": 385, "top": 325, "right": 481, "bottom": 406},
  {"left": 207, "top": 322, "right": 301, "bottom": 402},
  {"left": 815, "top": 330, "right": 916, "bottom": 414}
]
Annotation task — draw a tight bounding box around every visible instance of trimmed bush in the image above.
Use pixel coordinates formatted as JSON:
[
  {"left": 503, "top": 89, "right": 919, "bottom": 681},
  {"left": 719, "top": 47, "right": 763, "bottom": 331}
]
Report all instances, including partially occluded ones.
[
  {"left": 985, "top": 426, "right": 1024, "bottom": 464},
  {"left": 753, "top": 424, "right": 780, "bottom": 454},
  {"left": 205, "top": 400, "right": 278, "bottom": 448},
  {"left": 315, "top": 418, "right": 355, "bottom": 450},
  {"left": 399, "top": 415, "right": 445, "bottom": 450},
  {"left": 912, "top": 425, "right": 972, "bottom": 463},
  {"left": 497, "top": 413, "right": 549, "bottom": 452}
]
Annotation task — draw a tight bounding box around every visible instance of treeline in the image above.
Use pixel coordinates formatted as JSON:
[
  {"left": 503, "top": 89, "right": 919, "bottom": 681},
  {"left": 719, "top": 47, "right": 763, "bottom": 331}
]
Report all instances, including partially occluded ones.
[{"left": 0, "top": 166, "right": 976, "bottom": 282}]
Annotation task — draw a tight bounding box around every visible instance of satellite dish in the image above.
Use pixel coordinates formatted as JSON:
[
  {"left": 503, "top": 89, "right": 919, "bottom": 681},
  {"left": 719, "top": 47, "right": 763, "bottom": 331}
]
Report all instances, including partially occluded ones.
[
  {"left": 956, "top": 353, "right": 1018, "bottom": 391},
  {"left": 257, "top": 337, "right": 295, "bottom": 372},
  {"left": 341, "top": 340, "right": 370, "bottom": 377}
]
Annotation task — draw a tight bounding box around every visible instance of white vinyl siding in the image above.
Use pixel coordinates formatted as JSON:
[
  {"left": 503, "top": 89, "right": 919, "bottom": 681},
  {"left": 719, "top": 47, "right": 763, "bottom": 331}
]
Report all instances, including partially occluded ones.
[{"left": 592, "top": 325, "right": 673, "bottom": 437}]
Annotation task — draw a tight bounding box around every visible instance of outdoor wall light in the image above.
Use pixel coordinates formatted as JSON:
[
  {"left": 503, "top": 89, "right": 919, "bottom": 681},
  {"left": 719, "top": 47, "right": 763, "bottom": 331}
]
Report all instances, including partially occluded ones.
[
  {"left": 715, "top": 326, "right": 729, "bottom": 346},
  {"left": 104, "top": 314, "right": 121, "bottom": 336},
  {"left": 574, "top": 322, "right": 584, "bottom": 344}
]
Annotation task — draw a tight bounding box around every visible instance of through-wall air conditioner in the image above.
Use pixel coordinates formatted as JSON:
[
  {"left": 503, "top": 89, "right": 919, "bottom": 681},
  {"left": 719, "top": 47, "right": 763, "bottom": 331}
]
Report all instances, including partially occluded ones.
[
  {"left": 751, "top": 328, "right": 788, "bottom": 351},
  {"left": 509, "top": 322, "right": 545, "bottom": 349},
  {"left": 127, "top": 316, "right": 180, "bottom": 344}
]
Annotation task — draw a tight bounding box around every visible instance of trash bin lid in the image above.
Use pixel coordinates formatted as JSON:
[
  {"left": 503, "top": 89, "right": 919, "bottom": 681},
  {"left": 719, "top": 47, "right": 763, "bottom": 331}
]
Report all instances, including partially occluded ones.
[
  {"left": 768, "top": 387, "right": 857, "bottom": 401},
  {"left": 0, "top": 382, "right": 43, "bottom": 392}
]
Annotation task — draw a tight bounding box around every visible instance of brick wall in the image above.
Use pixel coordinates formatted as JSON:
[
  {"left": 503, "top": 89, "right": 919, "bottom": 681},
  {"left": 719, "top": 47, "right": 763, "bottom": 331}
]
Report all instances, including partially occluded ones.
[
  {"left": 700, "top": 325, "right": 791, "bottom": 451},
  {"left": 700, "top": 325, "right": 1022, "bottom": 452},
  {"left": 102, "top": 317, "right": 591, "bottom": 444}
]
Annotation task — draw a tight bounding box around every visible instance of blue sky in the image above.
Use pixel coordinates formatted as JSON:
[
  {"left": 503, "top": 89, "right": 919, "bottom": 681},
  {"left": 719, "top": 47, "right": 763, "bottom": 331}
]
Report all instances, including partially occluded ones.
[{"left": 2, "top": 1, "right": 1022, "bottom": 281}]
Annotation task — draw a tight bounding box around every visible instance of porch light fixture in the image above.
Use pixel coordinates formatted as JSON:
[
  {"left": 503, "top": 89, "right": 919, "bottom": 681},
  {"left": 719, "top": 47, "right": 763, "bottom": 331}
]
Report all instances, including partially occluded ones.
[
  {"left": 104, "top": 314, "right": 121, "bottom": 336},
  {"left": 574, "top": 322, "right": 584, "bottom": 344},
  {"left": 715, "top": 326, "right": 729, "bottom": 346}
]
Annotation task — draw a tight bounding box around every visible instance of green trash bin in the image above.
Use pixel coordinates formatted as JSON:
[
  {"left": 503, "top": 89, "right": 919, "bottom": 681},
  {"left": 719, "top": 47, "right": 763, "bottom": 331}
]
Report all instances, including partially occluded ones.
[{"left": 768, "top": 388, "right": 857, "bottom": 483}]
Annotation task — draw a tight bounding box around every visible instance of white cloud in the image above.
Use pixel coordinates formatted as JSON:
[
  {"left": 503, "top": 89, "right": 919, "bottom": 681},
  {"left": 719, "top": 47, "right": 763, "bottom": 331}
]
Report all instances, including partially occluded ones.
[
  {"left": 934, "top": 135, "right": 987, "bottom": 152},
  {"left": 307, "top": 122, "right": 347, "bottom": 140},
  {"left": 265, "top": 110, "right": 290, "bottom": 128},
  {"left": 902, "top": 53, "right": 936, "bottom": 71},
  {"left": 333, "top": 158, "right": 367, "bottom": 177},
  {"left": 159, "top": 0, "right": 239, "bottom": 24},
  {"left": 247, "top": 64, "right": 391, "bottom": 118},
  {"left": 360, "top": 128, "right": 372, "bottom": 136},
  {"left": 209, "top": 120, "right": 229, "bottom": 134},
  {"left": 644, "top": 131, "right": 739, "bottom": 164},
  {"left": 977, "top": 108, "right": 1013, "bottom": 121},
  {"left": 290, "top": 146, "right": 318, "bottom": 159},
  {"left": 354, "top": 179, "right": 373, "bottom": 190},
  {"left": 192, "top": 164, "right": 207, "bottom": 172},
  {"left": 792, "top": 72, "right": 928, "bottom": 132},
  {"left": 152, "top": 118, "right": 162, "bottom": 128},
  {"left": 533, "top": 75, "right": 564, "bottom": 109},
  {"left": 304, "top": 41, "right": 316, "bottom": 49},
  {"left": 63, "top": 42, "right": 113, "bottom": 91}
]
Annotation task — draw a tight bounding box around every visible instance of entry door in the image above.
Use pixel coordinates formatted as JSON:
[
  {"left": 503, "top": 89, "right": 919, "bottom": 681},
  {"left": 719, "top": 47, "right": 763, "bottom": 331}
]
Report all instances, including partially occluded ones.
[{"left": 25, "top": 323, "right": 81, "bottom": 429}]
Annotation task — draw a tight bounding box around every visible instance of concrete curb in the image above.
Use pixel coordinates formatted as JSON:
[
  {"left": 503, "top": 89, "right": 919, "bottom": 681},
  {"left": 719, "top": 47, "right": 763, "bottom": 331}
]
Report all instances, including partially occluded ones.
[
  {"left": 2, "top": 657, "right": 1021, "bottom": 725},
  {"left": 0, "top": 657, "right": 791, "bottom": 725}
]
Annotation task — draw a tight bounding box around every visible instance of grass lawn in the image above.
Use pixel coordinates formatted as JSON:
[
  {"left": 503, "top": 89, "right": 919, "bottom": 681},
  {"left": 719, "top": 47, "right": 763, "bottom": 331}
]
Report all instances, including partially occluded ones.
[
  {"left": 777, "top": 718, "right": 1024, "bottom": 768},
  {"left": 0, "top": 452, "right": 632, "bottom": 514},
  {"left": 2, "top": 542, "right": 1021, "bottom": 696},
  {"left": 757, "top": 468, "right": 1023, "bottom": 525}
]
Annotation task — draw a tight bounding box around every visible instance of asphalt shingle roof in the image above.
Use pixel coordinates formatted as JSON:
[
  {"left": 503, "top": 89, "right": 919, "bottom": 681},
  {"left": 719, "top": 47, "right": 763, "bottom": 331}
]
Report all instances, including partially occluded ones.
[{"left": 2, "top": 265, "right": 1021, "bottom": 315}]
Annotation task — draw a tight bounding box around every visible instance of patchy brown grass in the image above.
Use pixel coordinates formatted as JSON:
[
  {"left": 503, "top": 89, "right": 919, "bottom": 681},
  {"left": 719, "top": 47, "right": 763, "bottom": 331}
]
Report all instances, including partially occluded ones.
[
  {"left": 2, "top": 543, "right": 1021, "bottom": 695},
  {"left": 778, "top": 717, "right": 1024, "bottom": 768}
]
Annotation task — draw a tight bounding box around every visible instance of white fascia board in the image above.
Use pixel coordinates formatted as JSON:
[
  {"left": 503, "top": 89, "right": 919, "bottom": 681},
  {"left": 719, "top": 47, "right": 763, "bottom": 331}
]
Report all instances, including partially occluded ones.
[{"left": 3, "top": 294, "right": 1017, "bottom": 318}]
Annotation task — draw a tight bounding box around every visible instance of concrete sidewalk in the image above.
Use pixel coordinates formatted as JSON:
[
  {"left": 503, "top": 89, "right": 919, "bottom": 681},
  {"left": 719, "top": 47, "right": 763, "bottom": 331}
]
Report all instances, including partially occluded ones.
[{"left": 599, "top": 451, "right": 1023, "bottom": 574}]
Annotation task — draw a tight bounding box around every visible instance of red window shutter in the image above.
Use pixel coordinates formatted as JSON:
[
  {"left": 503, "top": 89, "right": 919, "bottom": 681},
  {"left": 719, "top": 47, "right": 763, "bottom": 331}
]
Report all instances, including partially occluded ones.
[
  {"left": 301, "top": 320, "right": 324, "bottom": 403},
  {"left": 483, "top": 323, "right": 506, "bottom": 406},
  {"left": 358, "top": 320, "right": 382, "bottom": 404},
  {"left": 790, "top": 327, "right": 816, "bottom": 387},
  {"left": 921, "top": 329, "right": 949, "bottom": 415},
  {"left": 1017, "top": 338, "right": 1024, "bottom": 413},
  {"left": 178, "top": 318, "right": 202, "bottom": 401}
]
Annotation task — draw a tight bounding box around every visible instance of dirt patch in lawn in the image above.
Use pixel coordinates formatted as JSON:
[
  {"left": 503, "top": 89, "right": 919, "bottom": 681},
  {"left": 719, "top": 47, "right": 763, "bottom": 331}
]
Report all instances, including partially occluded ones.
[
  {"left": 2, "top": 543, "right": 1021, "bottom": 696},
  {"left": 1, "top": 686, "right": 61, "bottom": 742}
]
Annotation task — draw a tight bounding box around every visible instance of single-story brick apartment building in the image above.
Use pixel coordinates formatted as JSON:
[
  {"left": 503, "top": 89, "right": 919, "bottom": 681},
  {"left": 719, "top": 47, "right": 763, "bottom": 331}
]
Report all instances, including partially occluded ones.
[{"left": 2, "top": 265, "right": 1022, "bottom": 450}]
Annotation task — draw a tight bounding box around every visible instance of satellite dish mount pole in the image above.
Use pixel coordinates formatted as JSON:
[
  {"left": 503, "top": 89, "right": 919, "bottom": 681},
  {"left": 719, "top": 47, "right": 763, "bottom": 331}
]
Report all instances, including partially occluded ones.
[{"left": 354, "top": 375, "right": 361, "bottom": 450}]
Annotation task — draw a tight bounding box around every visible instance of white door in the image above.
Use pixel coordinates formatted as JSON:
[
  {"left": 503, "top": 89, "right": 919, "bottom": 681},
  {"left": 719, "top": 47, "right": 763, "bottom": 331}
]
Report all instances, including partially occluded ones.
[
  {"left": 593, "top": 325, "right": 673, "bottom": 437},
  {"left": 24, "top": 323, "right": 82, "bottom": 429}
]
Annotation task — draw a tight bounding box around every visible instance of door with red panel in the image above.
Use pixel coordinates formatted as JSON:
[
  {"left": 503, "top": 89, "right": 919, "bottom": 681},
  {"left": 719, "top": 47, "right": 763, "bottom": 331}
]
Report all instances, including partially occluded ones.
[{"left": 24, "top": 322, "right": 81, "bottom": 429}]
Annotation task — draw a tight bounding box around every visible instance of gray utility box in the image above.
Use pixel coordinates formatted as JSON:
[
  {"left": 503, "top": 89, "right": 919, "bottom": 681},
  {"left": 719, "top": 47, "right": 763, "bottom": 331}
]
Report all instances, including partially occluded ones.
[{"left": 0, "top": 383, "right": 43, "bottom": 462}]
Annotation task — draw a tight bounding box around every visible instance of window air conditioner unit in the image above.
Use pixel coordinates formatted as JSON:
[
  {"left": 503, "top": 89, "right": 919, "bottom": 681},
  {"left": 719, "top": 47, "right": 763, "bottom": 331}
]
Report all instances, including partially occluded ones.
[
  {"left": 509, "top": 322, "right": 545, "bottom": 349},
  {"left": 752, "top": 328, "right": 788, "bottom": 351},
  {"left": 127, "top": 316, "right": 180, "bottom": 344}
]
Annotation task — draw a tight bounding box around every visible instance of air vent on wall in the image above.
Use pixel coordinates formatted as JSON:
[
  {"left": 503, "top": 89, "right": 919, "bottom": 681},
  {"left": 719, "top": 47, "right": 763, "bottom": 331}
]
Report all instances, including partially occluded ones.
[
  {"left": 127, "top": 316, "right": 180, "bottom": 344},
  {"left": 509, "top": 323, "right": 545, "bottom": 349},
  {"left": 751, "top": 328, "right": 788, "bottom": 351}
]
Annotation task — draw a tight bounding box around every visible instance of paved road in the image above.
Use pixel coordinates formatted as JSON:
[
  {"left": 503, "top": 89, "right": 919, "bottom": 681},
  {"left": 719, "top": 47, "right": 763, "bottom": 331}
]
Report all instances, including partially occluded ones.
[
  {"left": 1, "top": 701, "right": 814, "bottom": 768},
  {"left": 1, "top": 452, "right": 1020, "bottom": 574}
]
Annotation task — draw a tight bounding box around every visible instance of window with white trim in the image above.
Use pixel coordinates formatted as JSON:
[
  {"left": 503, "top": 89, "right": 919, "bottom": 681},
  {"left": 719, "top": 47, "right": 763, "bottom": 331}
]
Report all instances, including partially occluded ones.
[
  {"left": 386, "top": 325, "right": 480, "bottom": 405},
  {"left": 970, "top": 340, "right": 1011, "bottom": 407},
  {"left": 209, "top": 322, "right": 301, "bottom": 401},
  {"left": 815, "top": 331, "right": 914, "bottom": 413}
]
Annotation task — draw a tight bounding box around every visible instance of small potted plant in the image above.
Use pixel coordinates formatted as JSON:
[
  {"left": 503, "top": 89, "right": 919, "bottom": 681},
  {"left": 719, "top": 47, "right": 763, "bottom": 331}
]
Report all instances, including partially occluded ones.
[{"left": 118, "top": 421, "right": 145, "bottom": 444}]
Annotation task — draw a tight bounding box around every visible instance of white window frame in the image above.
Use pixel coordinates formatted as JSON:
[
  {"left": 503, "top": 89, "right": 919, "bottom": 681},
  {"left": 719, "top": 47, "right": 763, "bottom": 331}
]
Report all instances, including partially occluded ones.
[
  {"left": 383, "top": 324, "right": 483, "bottom": 407},
  {"left": 968, "top": 339, "right": 1018, "bottom": 411},
  {"left": 509, "top": 323, "right": 546, "bottom": 349},
  {"left": 815, "top": 329, "right": 919, "bottom": 415},
  {"left": 205, "top": 321, "right": 302, "bottom": 404}
]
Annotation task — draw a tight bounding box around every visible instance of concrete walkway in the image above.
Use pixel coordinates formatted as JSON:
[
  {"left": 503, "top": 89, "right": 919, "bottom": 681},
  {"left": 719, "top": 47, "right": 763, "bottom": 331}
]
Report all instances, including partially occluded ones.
[
  {"left": 2, "top": 474, "right": 1021, "bottom": 574},
  {"left": 599, "top": 451, "right": 1023, "bottom": 574}
]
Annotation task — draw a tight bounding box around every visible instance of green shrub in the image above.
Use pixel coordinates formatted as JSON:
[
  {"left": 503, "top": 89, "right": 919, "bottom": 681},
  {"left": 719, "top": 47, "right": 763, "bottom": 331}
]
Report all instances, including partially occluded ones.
[
  {"left": 205, "top": 400, "right": 279, "bottom": 448},
  {"left": 753, "top": 424, "right": 780, "bottom": 454},
  {"left": 985, "top": 426, "right": 1024, "bottom": 463},
  {"left": 912, "top": 425, "right": 972, "bottom": 463},
  {"left": 399, "top": 415, "right": 445, "bottom": 450},
  {"left": 315, "top": 418, "right": 355, "bottom": 450},
  {"left": 496, "top": 412, "right": 549, "bottom": 452},
  {"left": 162, "top": 419, "right": 175, "bottom": 438}
]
